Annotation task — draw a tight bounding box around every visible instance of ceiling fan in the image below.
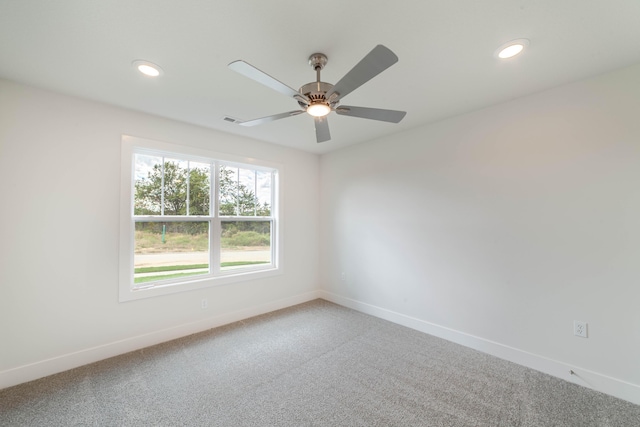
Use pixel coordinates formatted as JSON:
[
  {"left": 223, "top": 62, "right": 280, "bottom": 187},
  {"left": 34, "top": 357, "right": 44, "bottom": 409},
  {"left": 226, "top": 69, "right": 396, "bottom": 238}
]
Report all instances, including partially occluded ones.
[{"left": 228, "top": 45, "right": 406, "bottom": 143}]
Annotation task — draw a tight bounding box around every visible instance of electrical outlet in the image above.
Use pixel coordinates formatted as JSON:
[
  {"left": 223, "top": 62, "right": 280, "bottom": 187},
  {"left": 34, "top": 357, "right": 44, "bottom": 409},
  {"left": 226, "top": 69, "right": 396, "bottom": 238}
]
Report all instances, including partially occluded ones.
[
  {"left": 574, "top": 320, "right": 588, "bottom": 338},
  {"left": 341, "top": 272, "right": 347, "bottom": 282},
  {"left": 201, "top": 299, "right": 208, "bottom": 310}
]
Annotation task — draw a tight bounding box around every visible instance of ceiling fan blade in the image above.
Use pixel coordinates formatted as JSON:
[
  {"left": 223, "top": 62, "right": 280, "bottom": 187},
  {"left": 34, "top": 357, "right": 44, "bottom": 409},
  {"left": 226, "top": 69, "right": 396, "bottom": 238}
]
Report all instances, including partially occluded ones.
[
  {"left": 314, "top": 116, "right": 331, "bottom": 143},
  {"left": 335, "top": 106, "right": 406, "bottom": 123},
  {"left": 229, "top": 60, "right": 309, "bottom": 104},
  {"left": 325, "top": 45, "right": 398, "bottom": 102},
  {"left": 239, "top": 110, "right": 305, "bottom": 127}
]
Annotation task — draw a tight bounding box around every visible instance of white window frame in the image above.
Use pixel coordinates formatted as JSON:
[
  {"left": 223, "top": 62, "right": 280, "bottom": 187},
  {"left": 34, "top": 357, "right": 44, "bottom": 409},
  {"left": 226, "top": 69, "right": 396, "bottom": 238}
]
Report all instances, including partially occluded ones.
[{"left": 119, "top": 135, "right": 282, "bottom": 302}]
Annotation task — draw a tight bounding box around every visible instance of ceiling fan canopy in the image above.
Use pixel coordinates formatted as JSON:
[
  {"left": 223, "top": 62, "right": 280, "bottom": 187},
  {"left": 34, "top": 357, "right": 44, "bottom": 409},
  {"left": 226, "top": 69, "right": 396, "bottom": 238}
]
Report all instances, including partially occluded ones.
[{"left": 228, "top": 45, "right": 406, "bottom": 143}]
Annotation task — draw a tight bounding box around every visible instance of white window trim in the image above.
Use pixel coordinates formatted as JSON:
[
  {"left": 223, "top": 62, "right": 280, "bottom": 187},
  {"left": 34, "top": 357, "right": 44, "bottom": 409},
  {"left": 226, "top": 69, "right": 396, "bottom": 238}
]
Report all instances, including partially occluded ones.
[{"left": 119, "top": 135, "right": 283, "bottom": 302}]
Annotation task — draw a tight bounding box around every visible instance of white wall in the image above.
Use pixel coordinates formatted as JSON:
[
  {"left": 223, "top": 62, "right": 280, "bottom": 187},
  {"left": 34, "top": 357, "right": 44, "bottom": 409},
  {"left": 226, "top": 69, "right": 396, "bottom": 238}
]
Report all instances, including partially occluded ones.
[
  {"left": 0, "top": 79, "right": 320, "bottom": 387},
  {"left": 320, "top": 63, "right": 640, "bottom": 404}
]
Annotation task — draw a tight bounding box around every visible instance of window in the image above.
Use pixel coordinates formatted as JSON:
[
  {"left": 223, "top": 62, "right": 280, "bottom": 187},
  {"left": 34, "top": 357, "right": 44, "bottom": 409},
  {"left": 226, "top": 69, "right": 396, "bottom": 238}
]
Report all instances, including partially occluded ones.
[{"left": 119, "top": 135, "right": 281, "bottom": 301}]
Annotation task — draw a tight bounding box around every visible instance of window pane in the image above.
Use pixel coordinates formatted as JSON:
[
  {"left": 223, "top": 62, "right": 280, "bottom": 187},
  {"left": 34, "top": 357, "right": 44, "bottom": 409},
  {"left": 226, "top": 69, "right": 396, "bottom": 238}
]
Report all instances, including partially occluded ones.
[
  {"left": 219, "top": 166, "right": 238, "bottom": 216},
  {"left": 188, "top": 161, "right": 210, "bottom": 215},
  {"left": 134, "top": 154, "right": 163, "bottom": 215},
  {"left": 219, "top": 165, "right": 271, "bottom": 217},
  {"left": 238, "top": 168, "right": 256, "bottom": 216},
  {"left": 256, "top": 170, "right": 272, "bottom": 216},
  {"left": 163, "top": 158, "right": 188, "bottom": 215},
  {"left": 134, "top": 221, "right": 209, "bottom": 285},
  {"left": 221, "top": 221, "right": 271, "bottom": 271}
]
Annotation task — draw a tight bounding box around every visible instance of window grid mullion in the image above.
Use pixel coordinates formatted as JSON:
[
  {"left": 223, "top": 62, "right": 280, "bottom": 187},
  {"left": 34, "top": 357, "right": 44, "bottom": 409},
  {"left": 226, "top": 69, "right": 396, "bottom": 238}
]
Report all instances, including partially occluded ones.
[
  {"left": 212, "top": 161, "right": 221, "bottom": 275},
  {"left": 235, "top": 166, "right": 240, "bottom": 216},
  {"left": 160, "top": 157, "right": 165, "bottom": 216},
  {"left": 133, "top": 216, "right": 214, "bottom": 222},
  {"left": 186, "top": 161, "right": 190, "bottom": 216}
]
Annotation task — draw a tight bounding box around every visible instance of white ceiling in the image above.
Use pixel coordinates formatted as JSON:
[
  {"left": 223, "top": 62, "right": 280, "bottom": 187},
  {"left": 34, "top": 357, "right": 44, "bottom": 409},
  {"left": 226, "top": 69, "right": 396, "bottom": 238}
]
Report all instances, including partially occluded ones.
[{"left": 2, "top": 1, "right": 640, "bottom": 154}]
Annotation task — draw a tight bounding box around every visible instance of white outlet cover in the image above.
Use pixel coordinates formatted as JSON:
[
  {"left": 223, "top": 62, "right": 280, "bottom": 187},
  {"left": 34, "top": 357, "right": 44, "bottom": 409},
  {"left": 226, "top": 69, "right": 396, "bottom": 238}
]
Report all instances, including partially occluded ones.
[{"left": 574, "top": 320, "right": 588, "bottom": 338}]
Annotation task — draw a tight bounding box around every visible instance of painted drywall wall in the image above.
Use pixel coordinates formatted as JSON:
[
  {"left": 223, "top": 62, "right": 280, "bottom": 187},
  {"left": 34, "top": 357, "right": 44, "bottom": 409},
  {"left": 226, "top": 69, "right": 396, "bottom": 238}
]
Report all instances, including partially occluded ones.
[
  {"left": 0, "top": 79, "right": 320, "bottom": 386},
  {"left": 320, "top": 63, "right": 640, "bottom": 402}
]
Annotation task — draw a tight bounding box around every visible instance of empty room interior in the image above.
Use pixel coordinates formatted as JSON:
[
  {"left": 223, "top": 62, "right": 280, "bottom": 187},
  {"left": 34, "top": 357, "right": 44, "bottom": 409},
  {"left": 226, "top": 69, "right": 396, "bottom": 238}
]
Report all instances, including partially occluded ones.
[{"left": 1, "top": 1, "right": 640, "bottom": 424}]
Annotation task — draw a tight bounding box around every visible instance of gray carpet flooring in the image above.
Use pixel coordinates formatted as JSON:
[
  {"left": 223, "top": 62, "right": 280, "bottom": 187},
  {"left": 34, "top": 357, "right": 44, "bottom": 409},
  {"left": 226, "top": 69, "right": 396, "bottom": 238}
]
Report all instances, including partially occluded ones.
[{"left": 1, "top": 299, "right": 639, "bottom": 426}]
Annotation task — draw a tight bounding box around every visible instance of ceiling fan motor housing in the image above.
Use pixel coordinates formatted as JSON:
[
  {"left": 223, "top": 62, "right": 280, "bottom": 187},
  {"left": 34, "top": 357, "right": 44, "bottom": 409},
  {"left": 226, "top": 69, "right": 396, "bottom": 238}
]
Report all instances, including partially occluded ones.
[{"left": 298, "top": 81, "right": 336, "bottom": 109}]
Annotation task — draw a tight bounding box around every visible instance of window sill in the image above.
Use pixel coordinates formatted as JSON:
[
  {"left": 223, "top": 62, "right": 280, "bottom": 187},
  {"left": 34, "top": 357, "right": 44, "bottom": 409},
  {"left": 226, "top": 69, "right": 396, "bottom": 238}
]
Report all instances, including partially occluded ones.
[{"left": 119, "top": 266, "right": 282, "bottom": 302}]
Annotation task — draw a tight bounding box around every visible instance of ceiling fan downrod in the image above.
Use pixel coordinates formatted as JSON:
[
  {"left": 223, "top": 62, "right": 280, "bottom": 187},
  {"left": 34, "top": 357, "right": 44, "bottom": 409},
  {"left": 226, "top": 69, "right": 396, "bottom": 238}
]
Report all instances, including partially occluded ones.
[{"left": 308, "top": 53, "right": 327, "bottom": 87}]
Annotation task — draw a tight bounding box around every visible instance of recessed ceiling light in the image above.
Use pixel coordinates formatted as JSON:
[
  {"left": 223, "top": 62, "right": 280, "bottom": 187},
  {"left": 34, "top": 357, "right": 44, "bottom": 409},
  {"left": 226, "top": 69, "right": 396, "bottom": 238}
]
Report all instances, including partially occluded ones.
[
  {"left": 132, "top": 60, "right": 164, "bottom": 77},
  {"left": 495, "top": 39, "right": 530, "bottom": 59}
]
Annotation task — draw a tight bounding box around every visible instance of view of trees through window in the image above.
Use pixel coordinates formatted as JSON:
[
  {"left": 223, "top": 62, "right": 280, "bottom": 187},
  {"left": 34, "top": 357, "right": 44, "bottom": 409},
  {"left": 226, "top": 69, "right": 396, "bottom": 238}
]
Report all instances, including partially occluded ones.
[{"left": 133, "top": 153, "right": 273, "bottom": 285}]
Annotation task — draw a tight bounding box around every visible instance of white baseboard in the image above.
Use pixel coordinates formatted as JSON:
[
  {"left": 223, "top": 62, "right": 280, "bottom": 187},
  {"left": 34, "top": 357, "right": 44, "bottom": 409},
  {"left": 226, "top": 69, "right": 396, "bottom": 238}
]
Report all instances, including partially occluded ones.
[
  {"left": 319, "top": 290, "right": 640, "bottom": 406},
  {"left": 0, "top": 290, "right": 321, "bottom": 390}
]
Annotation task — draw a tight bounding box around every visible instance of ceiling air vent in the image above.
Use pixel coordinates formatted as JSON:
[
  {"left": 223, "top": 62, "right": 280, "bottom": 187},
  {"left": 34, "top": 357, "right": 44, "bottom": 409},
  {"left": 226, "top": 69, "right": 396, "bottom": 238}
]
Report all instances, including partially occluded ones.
[{"left": 222, "top": 116, "right": 240, "bottom": 124}]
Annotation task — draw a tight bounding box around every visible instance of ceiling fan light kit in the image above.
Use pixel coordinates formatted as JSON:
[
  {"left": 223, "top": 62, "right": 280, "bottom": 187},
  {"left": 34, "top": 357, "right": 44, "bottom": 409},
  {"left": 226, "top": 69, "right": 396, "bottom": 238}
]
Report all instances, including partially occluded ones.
[
  {"left": 307, "top": 103, "right": 331, "bottom": 117},
  {"left": 228, "top": 45, "right": 406, "bottom": 143}
]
